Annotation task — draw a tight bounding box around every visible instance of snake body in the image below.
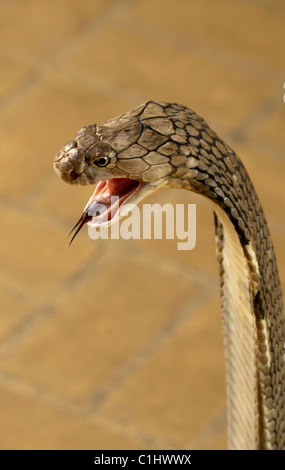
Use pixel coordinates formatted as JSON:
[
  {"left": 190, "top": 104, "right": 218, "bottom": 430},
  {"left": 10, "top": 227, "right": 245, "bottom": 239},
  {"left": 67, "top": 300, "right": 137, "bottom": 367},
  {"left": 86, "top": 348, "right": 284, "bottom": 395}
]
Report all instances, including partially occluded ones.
[{"left": 54, "top": 100, "right": 285, "bottom": 449}]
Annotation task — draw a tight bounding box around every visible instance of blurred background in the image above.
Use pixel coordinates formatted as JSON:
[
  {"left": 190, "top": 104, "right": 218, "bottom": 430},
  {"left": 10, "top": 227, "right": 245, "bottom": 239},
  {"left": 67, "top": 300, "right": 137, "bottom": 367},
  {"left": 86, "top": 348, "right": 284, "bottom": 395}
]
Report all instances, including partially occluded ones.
[{"left": 0, "top": 0, "right": 284, "bottom": 450}]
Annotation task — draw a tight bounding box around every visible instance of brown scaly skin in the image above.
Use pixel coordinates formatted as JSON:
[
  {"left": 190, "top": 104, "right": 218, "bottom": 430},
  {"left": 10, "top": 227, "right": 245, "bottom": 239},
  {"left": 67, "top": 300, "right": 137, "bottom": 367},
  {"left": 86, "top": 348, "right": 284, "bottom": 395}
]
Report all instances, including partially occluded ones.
[{"left": 54, "top": 100, "right": 285, "bottom": 449}]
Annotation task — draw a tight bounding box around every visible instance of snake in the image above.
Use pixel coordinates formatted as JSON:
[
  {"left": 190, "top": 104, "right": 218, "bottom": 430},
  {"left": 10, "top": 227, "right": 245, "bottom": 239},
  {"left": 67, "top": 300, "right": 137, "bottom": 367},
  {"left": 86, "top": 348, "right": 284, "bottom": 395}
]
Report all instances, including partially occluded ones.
[{"left": 53, "top": 100, "right": 285, "bottom": 450}]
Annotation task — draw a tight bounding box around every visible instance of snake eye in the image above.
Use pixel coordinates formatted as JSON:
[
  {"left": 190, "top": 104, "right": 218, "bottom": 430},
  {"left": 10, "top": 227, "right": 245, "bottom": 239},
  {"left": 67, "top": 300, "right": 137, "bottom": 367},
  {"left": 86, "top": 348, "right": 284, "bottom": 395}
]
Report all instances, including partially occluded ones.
[{"left": 94, "top": 156, "right": 110, "bottom": 167}]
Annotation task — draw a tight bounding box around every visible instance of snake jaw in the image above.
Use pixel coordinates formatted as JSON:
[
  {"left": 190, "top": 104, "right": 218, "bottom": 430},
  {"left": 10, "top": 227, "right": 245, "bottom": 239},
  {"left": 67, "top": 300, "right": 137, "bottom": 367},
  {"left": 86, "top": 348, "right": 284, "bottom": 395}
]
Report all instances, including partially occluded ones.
[
  {"left": 68, "top": 178, "right": 153, "bottom": 244},
  {"left": 85, "top": 178, "right": 155, "bottom": 227},
  {"left": 86, "top": 178, "right": 142, "bottom": 224}
]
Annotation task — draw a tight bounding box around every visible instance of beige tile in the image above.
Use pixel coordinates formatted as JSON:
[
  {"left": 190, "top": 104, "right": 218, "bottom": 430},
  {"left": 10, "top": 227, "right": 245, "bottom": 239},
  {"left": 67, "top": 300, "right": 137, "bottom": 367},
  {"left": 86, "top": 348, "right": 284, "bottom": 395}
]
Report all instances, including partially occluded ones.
[
  {"left": 251, "top": 106, "right": 285, "bottom": 150},
  {"left": 129, "top": 189, "right": 218, "bottom": 279},
  {"left": 32, "top": 177, "right": 98, "bottom": 226},
  {"left": 98, "top": 296, "right": 226, "bottom": 449},
  {"left": 0, "top": 387, "right": 142, "bottom": 449},
  {"left": 133, "top": 0, "right": 285, "bottom": 74},
  {"left": 234, "top": 143, "right": 285, "bottom": 224},
  {"left": 0, "top": 52, "right": 33, "bottom": 101},
  {"left": 0, "top": 252, "right": 201, "bottom": 402},
  {"left": 0, "top": 203, "right": 95, "bottom": 298},
  {"left": 0, "top": 287, "right": 33, "bottom": 341},
  {"left": 62, "top": 24, "right": 275, "bottom": 129},
  {"left": 0, "top": 0, "right": 283, "bottom": 452},
  {"left": 0, "top": 0, "right": 114, "bottom": 58},
  {"left": 190, "top": 407, "right": 227, "bottom": 449},
  {"left": 210, "top": 429, "right": 227, "bottom": 450},
  {"left": 0, "top": 71, "right": 127, "bottom": 201}
]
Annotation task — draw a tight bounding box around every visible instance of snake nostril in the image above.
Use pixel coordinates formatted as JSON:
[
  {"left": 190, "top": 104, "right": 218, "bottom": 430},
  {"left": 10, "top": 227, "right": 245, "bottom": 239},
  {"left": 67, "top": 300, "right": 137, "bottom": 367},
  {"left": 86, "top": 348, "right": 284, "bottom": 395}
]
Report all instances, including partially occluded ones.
[{"left": 69, "top": 170, "right": 79, "bottom": 180}]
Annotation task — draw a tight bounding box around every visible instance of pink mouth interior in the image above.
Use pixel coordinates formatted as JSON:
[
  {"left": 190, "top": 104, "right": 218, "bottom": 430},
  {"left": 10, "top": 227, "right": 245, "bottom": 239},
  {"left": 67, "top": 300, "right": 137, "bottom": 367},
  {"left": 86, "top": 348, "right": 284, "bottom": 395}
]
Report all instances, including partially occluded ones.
[
  {"left": 69, "top": 178, "right": 144, "bottom": 245},
  {"left": 87, "top": 178, "right": 143, "bottom": 223}
]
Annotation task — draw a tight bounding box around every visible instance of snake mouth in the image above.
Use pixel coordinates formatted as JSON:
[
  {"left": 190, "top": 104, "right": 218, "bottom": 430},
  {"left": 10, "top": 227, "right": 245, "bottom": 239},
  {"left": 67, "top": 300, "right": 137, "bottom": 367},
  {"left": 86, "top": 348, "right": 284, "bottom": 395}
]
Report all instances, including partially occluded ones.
[
  {"left": 86, "top": 178, "right": 145, "bottom": 223},
  {"left": 69, "top": 178, "right": 147, "bottom": 244}
]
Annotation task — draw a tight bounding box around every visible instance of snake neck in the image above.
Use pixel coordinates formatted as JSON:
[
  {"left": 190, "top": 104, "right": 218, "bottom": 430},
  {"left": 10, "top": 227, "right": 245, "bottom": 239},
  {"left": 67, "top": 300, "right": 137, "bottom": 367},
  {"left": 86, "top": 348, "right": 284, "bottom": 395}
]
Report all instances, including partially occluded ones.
[
  {"left": 214, "top": 205, "right": 285, "bottom": 450},
  {"left": 183, "top": 141, "right": 285, "bottom": 450}
]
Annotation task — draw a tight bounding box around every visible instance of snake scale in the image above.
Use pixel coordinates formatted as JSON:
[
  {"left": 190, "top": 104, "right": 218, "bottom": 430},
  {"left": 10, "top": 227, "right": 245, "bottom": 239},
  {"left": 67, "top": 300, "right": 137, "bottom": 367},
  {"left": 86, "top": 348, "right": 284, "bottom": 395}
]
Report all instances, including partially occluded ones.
[{"left": 54, "top": 100, "right": 285, "bottom": 450}]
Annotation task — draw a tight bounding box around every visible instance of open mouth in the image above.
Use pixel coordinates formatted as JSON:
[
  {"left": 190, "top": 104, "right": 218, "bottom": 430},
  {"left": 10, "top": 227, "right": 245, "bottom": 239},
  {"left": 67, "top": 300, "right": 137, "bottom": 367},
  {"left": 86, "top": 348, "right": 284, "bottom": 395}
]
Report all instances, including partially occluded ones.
[{"left": 69, "top": 178, "right": 146, "bottom": 244}]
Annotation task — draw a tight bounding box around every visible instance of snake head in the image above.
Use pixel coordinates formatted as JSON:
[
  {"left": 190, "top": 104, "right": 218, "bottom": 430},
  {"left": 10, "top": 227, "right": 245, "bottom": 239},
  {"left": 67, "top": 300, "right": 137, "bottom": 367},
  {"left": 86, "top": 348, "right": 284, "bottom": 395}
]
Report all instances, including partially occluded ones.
[
  {"left": 53, "top": 124, "right": 115, "bottom": 186},
  {"left": 53, "top": 100, "right": 209, "bottom": 242},
  {"left": 53, "top": 101, "right": 185, "bottom": 241}
]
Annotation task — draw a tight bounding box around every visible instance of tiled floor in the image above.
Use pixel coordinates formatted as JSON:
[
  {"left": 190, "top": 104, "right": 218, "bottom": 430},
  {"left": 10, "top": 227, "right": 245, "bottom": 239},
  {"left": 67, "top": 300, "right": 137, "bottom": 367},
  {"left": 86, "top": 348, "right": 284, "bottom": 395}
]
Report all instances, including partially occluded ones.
[{"left": 0, "top": 0, "right": 284, "bottom": 450}]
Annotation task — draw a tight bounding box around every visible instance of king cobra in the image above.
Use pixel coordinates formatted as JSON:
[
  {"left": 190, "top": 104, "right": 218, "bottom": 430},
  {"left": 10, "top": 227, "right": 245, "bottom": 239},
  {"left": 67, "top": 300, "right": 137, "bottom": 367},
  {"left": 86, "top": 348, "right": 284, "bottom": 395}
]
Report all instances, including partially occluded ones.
[{"left": 53, "top": 100, "right": 285, "bottom": 450}]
